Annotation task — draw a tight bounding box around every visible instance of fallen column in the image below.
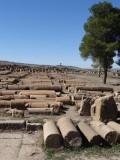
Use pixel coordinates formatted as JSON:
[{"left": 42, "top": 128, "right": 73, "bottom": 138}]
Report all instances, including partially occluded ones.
[
  {"left": 74, "top": 94, "right": 87, "bottom": 100},
  {"left": 6, "top": 85, "right": 29, "bottom": 90},
  {"left": 107, "top": 121, "right": 120, "bottom": 134},
  {"left": 43, "top": 120, "right": 63, "bottom": 149},
  {"left": 56, "top": 96, "right": 71, "bottom": 104},
  {"left": 10, "top": 99, "right": 57, "bottom": 104},
  {"left": 10, "top": 100, "right": 26, "bottom": 110},
  {"left": 0, "top": 90, "right": 17, "bottom": 95},
  {"left": 1, "top": 78, "right": 18, "bottom": 84},
  {"left": 27, "top": 102, "right": 50, "bottom": 108},
  {"left": 76, "top": 86, "right": 113, "bottom": 92},
  {"left": 57, "top": 117, "right": 82, "bottom": 147},
  {"left": 0, "top": 95, "right": 15, "bottom": 100},
  {"left": 0, "top": 94, "right": 30, "bottom": 100},
  {"left": 0, "top": 100, "right": 11, "bottom": 108},
  {"left": 28, "top": 108, "right": 54, "bottom": 114},
  {"left": 26, "top": 101, "right": 61, "bottom": 108},
  {"left": 30, "top": 95, "right": 46, "bottom": 99},
  {"left": 14, "top": 95, "right": 30, "bottom": 99},
  {"left": 78, "top": 121, "right": 103, "bottom": 145},
  {"left": 90, "top": 121, "right": 118, "bottom": 144},
  {"left": 18, "top": 90, "right": 56, "bottom": 97},
  {"left": 27, "top": 102, "right": 61, "bottom": 114},
  {"left": 30, "top": 85, "right": 62, "bottom": 92}
]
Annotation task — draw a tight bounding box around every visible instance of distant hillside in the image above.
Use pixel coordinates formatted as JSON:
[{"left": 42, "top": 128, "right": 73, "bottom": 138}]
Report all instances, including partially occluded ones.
[
  {"left": 0, "top": 60, "right": 81, "bottom": 69},
  {"left": 0, "top": 60, "right": 119, "bottom": 71}
]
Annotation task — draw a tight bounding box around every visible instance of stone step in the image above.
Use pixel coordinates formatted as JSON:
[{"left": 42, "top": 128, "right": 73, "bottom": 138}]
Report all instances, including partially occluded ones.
[{"left": 26, "top": 122, "right": 43, "bottom": 131}]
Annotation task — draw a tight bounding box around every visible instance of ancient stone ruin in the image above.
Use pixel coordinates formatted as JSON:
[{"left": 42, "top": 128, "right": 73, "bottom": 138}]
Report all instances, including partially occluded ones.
[{"left": 0, "top": 61, "right": 120, "bottom": 150}]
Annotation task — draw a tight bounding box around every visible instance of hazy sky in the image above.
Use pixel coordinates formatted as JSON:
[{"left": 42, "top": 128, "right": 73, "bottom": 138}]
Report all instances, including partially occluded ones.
[{"left": 0, "top": 0, "right": 120, "bottom": 68}]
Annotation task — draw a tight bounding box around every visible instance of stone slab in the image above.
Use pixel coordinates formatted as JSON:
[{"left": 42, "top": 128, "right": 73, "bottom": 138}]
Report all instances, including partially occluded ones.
[
  {"left": 0, "top": 137, "right": 21, "bottom": 160},
  {"left": 18, "top": 145, "right": 45, "bottom": 160},
  {"left": 22, "top": 132, "right": 40, "bottom": 145},
  {"left": 0, "top": 146, "right": 19, "bottom": 160},
  {"left": 0, "top": 133, "right": 23, "bottom": 139},
  {"left": 0, "top": 138, "right": 21, "bottom": 146},
  {"left": 0, "top": 120, "right": 26, "bottom": 130}
]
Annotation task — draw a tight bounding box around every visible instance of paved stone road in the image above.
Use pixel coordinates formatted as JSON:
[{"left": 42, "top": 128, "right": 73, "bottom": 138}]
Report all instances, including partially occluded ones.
[{"left": 0, "top": 131, "right": 45, "bottom": 160}]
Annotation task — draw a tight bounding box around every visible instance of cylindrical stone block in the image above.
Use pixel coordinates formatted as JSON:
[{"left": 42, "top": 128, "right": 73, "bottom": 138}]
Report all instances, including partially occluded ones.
[
  {"left": 10, "top": 100, "right": 26, "bottom": 110},
  {"left": 90, "top": 121, "right": 118, "bottom": 144},
  {"left": 6, "top": 85, "right": 29, "bottom": 90},
  {"left": 30, "top": 85, "right": 62, "bottom": 92},
  {"left": 56, "top": 96, "right": 71, "bottom": 104},
  {"left": 0, "top": 95, "right": 15, "bottom": 100},
  {"left": 27, "top": 102, "right": 50, "bottom": 108},
  {"left": 43, "top": 120, "right": 63, "bottom": 149},
  {"left": 30, "top": 95, "right": 46, "bottom": 99},
  {"left": 57, "top": 117, "right": 82, "bottom": 147},
  {"left": 0, "top": 100, "right": 11, "bottom": 108},
  {"left": 19, "top": 90, "right": 56, "bottom": 97},
  {"left": 1, "top": 91, "right": 17, "bottom": 95},
  {"left": 107, "top": 121, "right": 120, "bottom": 134},
  {"left": 14, "top": 95, "right": 30, "bottom": 99},
  {"left": 78, "top": 121, "right": 103, "bottom": 145},
  {"left": 76, "top": 86, "right": 113, "bottom": 92},
  {"left": 28, "top": 108, "right": 54, "bottom": 114}
]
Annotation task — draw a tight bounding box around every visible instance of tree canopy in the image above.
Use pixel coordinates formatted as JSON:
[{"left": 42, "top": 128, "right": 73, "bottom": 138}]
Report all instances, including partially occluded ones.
[{"left": 79, "top": 1, "right": 120, "bottom": 83}]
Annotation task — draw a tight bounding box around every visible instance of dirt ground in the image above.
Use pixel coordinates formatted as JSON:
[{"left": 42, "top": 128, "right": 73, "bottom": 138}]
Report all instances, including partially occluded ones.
[{"left": 0, "top": 72, "right": 120, "bottom": 160}]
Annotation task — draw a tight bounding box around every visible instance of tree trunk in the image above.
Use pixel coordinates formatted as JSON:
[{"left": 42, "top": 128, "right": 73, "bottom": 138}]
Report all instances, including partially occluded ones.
[
  {"left": 98, "top": 67, "right": 101, "bottom": 77},
  {"left": 103, "top": 67, "right": 108, "bottom": 84}
]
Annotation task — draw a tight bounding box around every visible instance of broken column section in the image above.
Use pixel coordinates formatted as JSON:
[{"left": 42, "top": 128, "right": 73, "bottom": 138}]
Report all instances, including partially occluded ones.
[
  {"left": 78, "top": 121, "right": 103, "bottom": 145},
  {"left": 91, "top": 96, "right": 118, "bottom": 123},
  {"left": 43, "top": 120, "right": 63, "bottom": 149},
  {"left": 90, "top": 121, "right": 119, "bottom": 144},
  {"left": 78, "top": 98, "right": 91, "bottom": 116},
  {"left": 57, "top": 117, "right": 82, "bottom": 147}
]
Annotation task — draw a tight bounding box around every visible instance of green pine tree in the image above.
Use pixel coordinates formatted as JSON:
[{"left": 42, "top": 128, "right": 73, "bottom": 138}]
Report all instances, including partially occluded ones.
[{"left": 79, "top": 1, "right": 120, "bottom": 83}]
